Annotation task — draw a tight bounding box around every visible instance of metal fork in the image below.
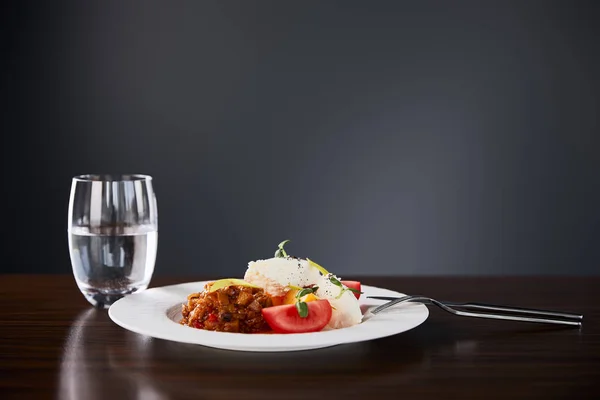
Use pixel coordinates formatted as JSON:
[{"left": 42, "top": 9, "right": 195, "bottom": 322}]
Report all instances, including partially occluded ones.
[{"left": 367, "top": 295, "right": 583, "bottom": 327}]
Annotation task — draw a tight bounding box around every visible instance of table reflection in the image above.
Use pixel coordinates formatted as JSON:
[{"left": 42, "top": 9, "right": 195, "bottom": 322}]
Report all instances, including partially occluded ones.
[{"left": 59, "top": 308, "right": 484, "bottom": 399}]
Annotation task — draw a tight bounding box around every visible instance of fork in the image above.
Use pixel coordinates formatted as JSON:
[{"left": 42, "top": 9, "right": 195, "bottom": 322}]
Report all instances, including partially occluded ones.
[{"left": 367, "top": 295, "right": 583, "bottom": 327}]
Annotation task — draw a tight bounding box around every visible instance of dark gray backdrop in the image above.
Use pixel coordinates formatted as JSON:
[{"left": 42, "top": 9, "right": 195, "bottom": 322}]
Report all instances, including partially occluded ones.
[{"left": 3, "top": 0, "right": 599, "bottom": 276}]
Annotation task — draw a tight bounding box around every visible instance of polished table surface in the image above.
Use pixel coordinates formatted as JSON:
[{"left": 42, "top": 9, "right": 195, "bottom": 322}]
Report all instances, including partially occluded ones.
[{"left": 1, "top": 275, "right": 598, "bottom": 399}]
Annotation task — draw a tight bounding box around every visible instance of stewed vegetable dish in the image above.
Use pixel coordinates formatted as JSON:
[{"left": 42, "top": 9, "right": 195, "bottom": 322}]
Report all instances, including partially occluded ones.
[{"left": 180, "top": 283, "right": 273, "bottom": 333}]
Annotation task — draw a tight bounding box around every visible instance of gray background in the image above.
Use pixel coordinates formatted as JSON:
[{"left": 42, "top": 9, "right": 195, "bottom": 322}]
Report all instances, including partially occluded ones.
[{"left": 3, "top": 0, "right": 599, "bottom": 276}]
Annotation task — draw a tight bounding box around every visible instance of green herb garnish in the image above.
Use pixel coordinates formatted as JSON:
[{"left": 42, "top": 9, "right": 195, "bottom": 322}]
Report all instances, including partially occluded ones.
[
  {"left": 274, "top": 239, "right": 291, "bottom": 258},
  {"left": 296, "top": 301, "right": 309, "bottom": 318},
  {"left": 329, "top": 276, "right": 342, "bottom": 287},
  {"left": 296, "top": 286, "right": 319, "bottom": 299},
  {"left": 294, "top": 286, "right": 318, "bottom": 318},
  {"left": 347, "top": 287, "right": 363, "bottom": 294},
  {"left": 328, "top": 275, "right": 364, "bottom": 299}
]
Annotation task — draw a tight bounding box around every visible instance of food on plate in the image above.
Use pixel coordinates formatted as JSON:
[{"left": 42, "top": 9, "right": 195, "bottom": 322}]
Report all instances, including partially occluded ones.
[
  {"left": 206, "top": 278, "right": 261, "bottom": 292},
  {"left": 180, "top": 240, "right": 363, "bottom": 334},
  {"left": 340, "top": 280, "right": 362, "bottom": 299},
  {"left": 180, "top": 283, "right": 273, "bottom": 333},
  {"left": 312, "top": 272, "right": 363, "bottom": 329},
  {"left": 262, "top": 299, "right": 333, "bottom": 333},
  {"left": 243, "top": 256, "right": 322, "bottom": 298}
]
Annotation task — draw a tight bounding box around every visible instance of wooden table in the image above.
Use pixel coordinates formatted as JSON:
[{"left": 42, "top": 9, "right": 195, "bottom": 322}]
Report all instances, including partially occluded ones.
[{"left": 1, "top": 275, "right": 598, "bottom": 399}]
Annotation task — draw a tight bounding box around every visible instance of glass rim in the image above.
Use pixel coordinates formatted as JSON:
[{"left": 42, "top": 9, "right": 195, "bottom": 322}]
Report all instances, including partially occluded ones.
[{"left": 72, "top": 174, "right": 153, "bottom": 183}]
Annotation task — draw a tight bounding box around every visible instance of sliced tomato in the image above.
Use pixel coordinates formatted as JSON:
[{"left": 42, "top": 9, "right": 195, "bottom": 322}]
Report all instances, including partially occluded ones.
[
  {"left": 341, "top": 280, "right": 362, "bottom": 299},
  {"left": 261, "top": 299, "right": 332, "bottom": 333}
]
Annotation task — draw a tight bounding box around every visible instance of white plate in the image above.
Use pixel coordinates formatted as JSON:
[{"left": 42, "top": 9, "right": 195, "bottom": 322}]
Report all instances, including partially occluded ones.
[{"left": 108, "top": 281, "right": 429, "bottom": 352}]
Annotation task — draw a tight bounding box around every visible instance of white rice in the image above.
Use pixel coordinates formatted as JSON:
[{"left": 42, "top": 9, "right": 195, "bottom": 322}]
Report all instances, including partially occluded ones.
[{"left": 243, "top": 257, "right": 322, "bottom": 297}]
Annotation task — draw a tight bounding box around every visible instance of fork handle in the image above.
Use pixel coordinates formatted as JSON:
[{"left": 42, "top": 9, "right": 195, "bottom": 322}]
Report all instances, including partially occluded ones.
[
  {"left": 369, "top": 296, "right": 583, "bottom": 321},
  {"left": 422, "top": 298, "right": 583, "bottom": 327},
  {"left": 444, "top": 302, "right": 583, "bottom": 321},
  {"left": 367, "top": 296, "right": 583, "bottom": 326},
  {"left": 443, "top": 307, "right": 583, "bottom": 327}
]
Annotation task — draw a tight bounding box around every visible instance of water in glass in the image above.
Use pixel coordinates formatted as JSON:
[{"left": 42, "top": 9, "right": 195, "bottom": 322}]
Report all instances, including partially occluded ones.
[{"left": 68, "top": 174, "right": 158, "bottom": 308}]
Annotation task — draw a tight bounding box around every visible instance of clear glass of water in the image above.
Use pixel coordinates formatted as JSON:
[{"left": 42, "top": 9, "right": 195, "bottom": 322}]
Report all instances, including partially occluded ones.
[{"left": 68, "top": 174, "right": 158, "bottom": 308}]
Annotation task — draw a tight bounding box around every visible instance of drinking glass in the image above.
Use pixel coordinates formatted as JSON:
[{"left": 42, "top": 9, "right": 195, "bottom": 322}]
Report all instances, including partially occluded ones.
[{"left": 68, "top": 174, "right": 158, "bottom": 308}]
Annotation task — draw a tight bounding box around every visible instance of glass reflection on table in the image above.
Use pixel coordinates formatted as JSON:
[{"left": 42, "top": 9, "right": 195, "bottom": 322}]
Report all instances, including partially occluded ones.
[{"left": 58, "top": 308, "right": 441, "bottom": 399}]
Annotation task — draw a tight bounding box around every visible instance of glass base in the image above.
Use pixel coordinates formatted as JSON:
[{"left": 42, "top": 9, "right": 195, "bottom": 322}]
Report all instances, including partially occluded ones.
[{"left": 80, "top": 285, "right": 148, "bottom": 309}]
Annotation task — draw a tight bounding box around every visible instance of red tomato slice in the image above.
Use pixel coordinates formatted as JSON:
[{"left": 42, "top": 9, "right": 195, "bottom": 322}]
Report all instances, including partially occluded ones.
[
  {"left": 341, "top": 280, "right": 361, "bottom": 299},
  {"left": 261, "top": 299, "right": 332, "bottom": 333}
]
